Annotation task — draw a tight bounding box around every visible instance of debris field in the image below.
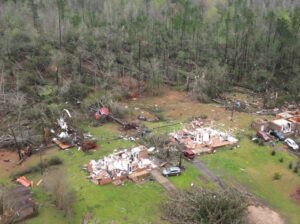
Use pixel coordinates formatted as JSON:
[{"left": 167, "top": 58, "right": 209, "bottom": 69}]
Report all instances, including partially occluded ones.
[
  {"left": 85, "top": 145, "right": 157, "bottom": 186},
  {"left": 170, "top": 119, "right": 238, "bottom": 155}
]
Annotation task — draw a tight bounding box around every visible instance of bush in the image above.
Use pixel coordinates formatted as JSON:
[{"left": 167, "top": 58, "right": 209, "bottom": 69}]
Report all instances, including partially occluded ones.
[
  {"left": 199, "top": 114, "right": 208, "bottom": 120},
  {"left": 12, "top": 156, "right": 63, "bottom": 178},
  {"left": 147, "top": 106, "right": 166, "bottom": 121},
  {"left": 289, "top": 162, "right": 293, "bottom": 169},
  {"left": 63, "top": 81, "right": 91, "bottom": 104},
  {"left": 257, "top": 138, "right": 264, "bottom": 146},
  {"left": 279, "top": 158, "right": 284, "bottom": 163},
  {"left": 273, "top": 172, "right": 282, "bottom": 180},
  {"left": 294, "top": 167, "right": 298, "bottom": 173},
  {"left": 48, "top": 156, "right": 63, "bottom": 166},
  {"left": 43, "top": 170, "right": 76, "bottom": 218},
  {"left": 163, "top": 187, "right": 247, "bottom": 224},
  {"left": 271, "top": 150, "right": 276, "bottom": 156}
]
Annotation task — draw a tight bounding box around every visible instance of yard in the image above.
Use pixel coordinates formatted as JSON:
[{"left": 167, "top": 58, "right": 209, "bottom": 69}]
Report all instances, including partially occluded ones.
[
  {"left": 2, "top": 90, "right": 300, "bottom": 224},
  {"left": 16, "top": 122, "right": 204, "bottom": 224},
  {"left": 201, "top": 138, "right": 300, "bottom": 224}
]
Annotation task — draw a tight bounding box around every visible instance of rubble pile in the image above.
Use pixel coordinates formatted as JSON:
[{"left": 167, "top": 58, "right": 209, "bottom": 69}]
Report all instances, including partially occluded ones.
[
  {"left": 51, "top": 109, "right": 77, "bottom": 149},
  {"left": 170, "top": 119, "right": 238, "bottom": 155},
  {"left": 85, "top": 145, "right": 157, "bottom": 186}
]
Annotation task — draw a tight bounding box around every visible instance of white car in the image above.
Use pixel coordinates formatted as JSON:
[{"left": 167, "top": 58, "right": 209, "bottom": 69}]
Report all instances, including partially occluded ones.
[{"left": 284, "top": 138, "right": 299, "bottom": 151}]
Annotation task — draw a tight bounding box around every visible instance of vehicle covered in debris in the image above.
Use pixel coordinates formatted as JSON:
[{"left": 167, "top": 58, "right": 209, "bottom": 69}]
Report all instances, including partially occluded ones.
[
  {"left": 284, "top": 138, "right": 299, "bottom": 151},
  {"left": 183, "top": 149, "right": 195, "bottom": 160},
  {"left": 256, "top": 131, "right": 271, "bottom": 142},
  {"left": 162, "top": 167, "right": 181, "bottom": 177},
  {"left": 269, "top": 130, "right": 285, "bottom": 141}
]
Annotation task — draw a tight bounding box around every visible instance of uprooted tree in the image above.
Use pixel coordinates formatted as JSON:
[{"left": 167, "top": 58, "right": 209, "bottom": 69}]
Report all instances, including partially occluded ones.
[{"left": 163, "top": 187, "right": 248, "bottom": 224}]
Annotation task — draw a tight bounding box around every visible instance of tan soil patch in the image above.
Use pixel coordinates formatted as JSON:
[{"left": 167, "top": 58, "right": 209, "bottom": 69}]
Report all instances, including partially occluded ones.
[
  {"left": 0, "top": 150, "right": 19, "bottom": 175},
  {"left": 131, "top": 89, "right": 263, "bottom": 129},
  {"left": 0, "top": 147, "right": 58, "bottom": 180},
  {"left": 247, "top": 205, "right": 285, "bottom": 224}
]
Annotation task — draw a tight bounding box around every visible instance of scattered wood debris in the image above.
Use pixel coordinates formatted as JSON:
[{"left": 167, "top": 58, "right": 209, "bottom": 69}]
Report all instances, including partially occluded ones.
[
  {"left": 169, "top": 119, "right": 238, "bottom": 155},
  {"left": 16, "top": 176, "right": 33, "bottom": 188},
  {"left": 84, "top": 145, "right": 157, "bottom": 186}
]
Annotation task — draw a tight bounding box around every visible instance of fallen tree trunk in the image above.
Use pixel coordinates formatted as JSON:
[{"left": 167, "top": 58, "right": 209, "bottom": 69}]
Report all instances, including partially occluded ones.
[{"left": 0, "top": 135, "right": 34, "bottom": 149}]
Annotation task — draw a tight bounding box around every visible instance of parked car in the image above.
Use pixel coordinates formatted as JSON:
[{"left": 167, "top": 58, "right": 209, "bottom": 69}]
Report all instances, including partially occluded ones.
[
  {"left": 256, "top": 131, "right": 271, "bottom": 142},
  {"left": 284, "top": 138, "right": 299, "bottom": 151},
  {"left": 162, "top": 167, "right": 181, "bottom": 177},
  {"left": 269, "top": 130, "right": 285, "bottom": 141},
  {"left": 184, "top": 149, "right": 195, "bottom": 160}
]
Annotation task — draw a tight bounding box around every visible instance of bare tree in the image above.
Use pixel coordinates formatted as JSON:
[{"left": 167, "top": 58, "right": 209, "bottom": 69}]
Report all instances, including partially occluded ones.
[{"left": 43, "top": 169, "right": 76, "bottom": 218}]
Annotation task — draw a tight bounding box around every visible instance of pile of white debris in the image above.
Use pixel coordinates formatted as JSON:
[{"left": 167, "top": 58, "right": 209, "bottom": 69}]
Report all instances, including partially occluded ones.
[
  {"left": 169, "top": 119, "right": 238, "bottom": 154},
  {"left": 85, "top": 145, "right": 157, "bottom": 186}
]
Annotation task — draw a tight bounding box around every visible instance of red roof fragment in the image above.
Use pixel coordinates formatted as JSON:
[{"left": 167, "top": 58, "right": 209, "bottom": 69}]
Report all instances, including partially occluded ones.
[{"left": 16, "top": 176, "right": 33, "bottom": 188}]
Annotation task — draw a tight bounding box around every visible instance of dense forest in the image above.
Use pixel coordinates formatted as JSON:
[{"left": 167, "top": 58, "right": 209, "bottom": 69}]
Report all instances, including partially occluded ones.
[{"left": 0, "top": 0, "right": 299, "bottom": 126}]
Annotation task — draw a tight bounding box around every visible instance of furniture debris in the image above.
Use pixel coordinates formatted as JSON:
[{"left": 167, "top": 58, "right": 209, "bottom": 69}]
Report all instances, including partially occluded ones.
[
  {"left": 52, "top": 138, "right": 73, "bottom": 150},
  {"left": 81, "top": 140, "right": 97, "bottom": 152}
]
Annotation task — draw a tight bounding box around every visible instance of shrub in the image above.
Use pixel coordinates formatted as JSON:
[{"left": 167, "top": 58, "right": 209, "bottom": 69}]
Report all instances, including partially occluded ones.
[
  {"left": 279, "top": 158, "right": 284, "bottom": 163},
  {"left": 199, "top": 114, "right": 208, "bottom": 120},
  {"left": 163, "top": 187, "right": 247, "bottom": 224},
  {"left": 48, "top": 156, "right": 63, "bottom": 166},
  {"left": 43, "top": 169, "right": 76, "bottom": 218},
  {"left": 289, "top": 162, "right": 293, "bottom": 169},
  {"left": 257, "top": 138, "right": 264, "bottom": 146},
  {"left": 12, "top": 156, "right": 63, "bottom": 178},
  {"left": 63, "top": 81, "right": 91, "bottom": 104},
  {"left": 271, "top": 150, "right": 276, "bottom": 156},
  {"left": 294, "top": 167, "right": 298, "bottom": 173},
  {"left": 273, "top": 172, "right": 282, "bottom": 180}
]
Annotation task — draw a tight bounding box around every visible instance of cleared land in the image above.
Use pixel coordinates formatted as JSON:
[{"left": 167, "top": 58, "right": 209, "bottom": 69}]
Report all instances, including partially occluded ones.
[{"left": 1, "top": 90, "right": 299, "bottom": 224}]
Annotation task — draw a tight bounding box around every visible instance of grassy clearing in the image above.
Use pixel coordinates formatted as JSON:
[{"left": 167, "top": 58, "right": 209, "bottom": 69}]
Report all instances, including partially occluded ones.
[
  {"left": 24, "top": 124, "right": 169, "bottom": 224},
  {"left": 168, "top": 162, "right": 214, "bottom": 189},
  {"left": 201, "top": 138, "right": 300, "bottom": 224},
  {"left": 8, "top": 90, "right": 297, "bottom": 223}
]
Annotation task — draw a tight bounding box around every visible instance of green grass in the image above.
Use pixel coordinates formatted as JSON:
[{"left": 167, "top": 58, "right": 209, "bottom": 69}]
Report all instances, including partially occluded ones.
[
  {"left": 25, "top": 124, "right": 169, "bottom": 224},
  {"left": 201, "top": 138, "right": 300, "bottom": 224},
  {"left": 168, "top": 162, "right": 213, "bottom": 189}
]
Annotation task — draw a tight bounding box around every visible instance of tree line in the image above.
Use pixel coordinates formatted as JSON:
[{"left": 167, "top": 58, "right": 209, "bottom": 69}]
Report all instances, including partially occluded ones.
[{"left": 0, "top": 0, "right": 299, "bottom": 111}]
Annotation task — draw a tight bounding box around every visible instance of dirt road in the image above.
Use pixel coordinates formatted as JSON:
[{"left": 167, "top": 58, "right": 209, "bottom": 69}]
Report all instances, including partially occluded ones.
[
  {"left": 192, "top": 158, "right": 285, "bottom": 224},
  {"left": 192, "top": 159, "right": 226, "bottom": 188},
  {"left": 150, "top": 169, "right": 176, "bottom": 193}
]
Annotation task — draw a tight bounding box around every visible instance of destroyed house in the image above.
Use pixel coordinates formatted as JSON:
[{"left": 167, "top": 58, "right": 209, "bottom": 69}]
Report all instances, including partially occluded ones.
[
  {"left": 268, "top": 119, "right": 294, "bottom": 133},
  {"left": 253, "top": 110, "right": 300, "bottom": 134},
  {"left": 86, "top": 146, "right": 156, "bottom": 186},
  {"left": 170, "top": 120, "right": 238, "bottom": 155},
  {"left": 251, "top": 119, "right": 269, "bottom": 132}
]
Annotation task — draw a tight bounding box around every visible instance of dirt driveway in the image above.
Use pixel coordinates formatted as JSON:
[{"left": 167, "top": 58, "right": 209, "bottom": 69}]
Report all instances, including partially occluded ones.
[
  {"left": 192, "top": 158, "right": 285, "bottom": 224},
  {"left": 150, "top": 169, "right": 176, "bottom": 193},
  {"left": 247, "top": 205, "right": 285, "bottom": 224}
]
